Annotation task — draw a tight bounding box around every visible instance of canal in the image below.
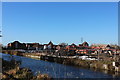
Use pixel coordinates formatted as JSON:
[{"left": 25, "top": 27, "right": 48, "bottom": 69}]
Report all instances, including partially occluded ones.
[{"left": 1, "top": 53, "right": 120, "bottom": 78}]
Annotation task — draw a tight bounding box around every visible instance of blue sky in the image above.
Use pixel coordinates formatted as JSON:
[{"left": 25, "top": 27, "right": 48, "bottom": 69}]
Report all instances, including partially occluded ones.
[{"left": 2, "top": 2, "right": 118, "bottom": 45}]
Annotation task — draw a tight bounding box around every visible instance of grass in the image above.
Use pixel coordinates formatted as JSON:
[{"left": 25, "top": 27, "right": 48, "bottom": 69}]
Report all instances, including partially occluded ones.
[{"left": 1, "top": 58, "right": 52, "bottom": 80}]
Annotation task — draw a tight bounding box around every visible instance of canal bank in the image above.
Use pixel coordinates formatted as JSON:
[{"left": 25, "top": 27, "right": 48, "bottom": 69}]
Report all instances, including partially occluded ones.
[
  {"left": 2, "top": 50, "right": 120, "bottom": 76},
  {"left": 22, "top": 53, "right": 120, "bottom": 73},
  {"left": 1, "top": 57, "right": 52, "bottom": 80},
  {"left": 1, "top": 53, "right": 120, "bottom": 78}
]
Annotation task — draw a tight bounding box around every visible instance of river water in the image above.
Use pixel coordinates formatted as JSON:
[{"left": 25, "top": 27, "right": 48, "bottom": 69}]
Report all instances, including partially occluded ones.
[{"left": 1, "top": 53, "right": 120, "bottom": 78}]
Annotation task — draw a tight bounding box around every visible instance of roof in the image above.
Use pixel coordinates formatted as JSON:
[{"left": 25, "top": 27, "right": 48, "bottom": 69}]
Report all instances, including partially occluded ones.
[{"left": 48, "top": 41, "right": 53, "bottom": 45}]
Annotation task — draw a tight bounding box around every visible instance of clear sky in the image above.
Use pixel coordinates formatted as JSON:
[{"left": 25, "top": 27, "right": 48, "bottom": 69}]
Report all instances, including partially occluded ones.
[{"left": 2, "top": 2, "right": 118, "bottom": 45}]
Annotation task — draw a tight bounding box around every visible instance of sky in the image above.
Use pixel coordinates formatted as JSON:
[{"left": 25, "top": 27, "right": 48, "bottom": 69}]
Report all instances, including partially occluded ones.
[{"left": 2, "top": 2, "right": 118, "bottom": 45}]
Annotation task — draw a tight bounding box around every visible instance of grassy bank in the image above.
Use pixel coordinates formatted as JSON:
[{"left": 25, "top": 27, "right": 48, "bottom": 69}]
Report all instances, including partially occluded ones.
[
  {"left": 2, "top": 50, "right": 23, "bottom": 56},
  {"left": 40, "top": 56, "right": 120, "bottom": 73},
  {"left": 63, "top": 58, "right": 113, "bottom": 70},
  {"left": 2, "top": 50, "right": 120, "bottom": 75},
  {"left": 1, "top": 58, "right": 52, "bottom": 80}
]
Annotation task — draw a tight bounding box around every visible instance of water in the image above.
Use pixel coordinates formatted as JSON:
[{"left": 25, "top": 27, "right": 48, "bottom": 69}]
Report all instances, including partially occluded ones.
[{"left": 1, "top": 53, "right": 120, "bottom": 78}]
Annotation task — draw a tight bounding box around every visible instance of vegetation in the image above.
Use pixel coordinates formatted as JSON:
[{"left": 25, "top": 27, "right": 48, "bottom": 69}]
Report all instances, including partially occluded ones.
[
  {"left": 2, "top": 50, "right": 23, "bottom": 56},
  {"left": 1, "top": 58, "right": 52, "bottom": 80},
  {"left": 62, "top": 58, "right": 120, "bottom": 73}
]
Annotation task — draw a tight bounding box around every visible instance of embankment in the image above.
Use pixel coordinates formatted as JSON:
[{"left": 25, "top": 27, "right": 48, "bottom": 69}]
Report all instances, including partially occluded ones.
[
  {"left": 1, "top": 58, "right": 52, "bottom": 80},
  {"left": 2, "top": 50, "right": 120, "bottom": 74}
]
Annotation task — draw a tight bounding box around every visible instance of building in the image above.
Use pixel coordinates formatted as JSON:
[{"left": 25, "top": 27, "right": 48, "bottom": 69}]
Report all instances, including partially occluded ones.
[
  {"left": 43, "top": 41, "right": 54, "bottom": 50},
  {"left": 82, "top": 41, "right": 89, "bottom": 46},
  {"left": 26, "top": 43, "right": 39, "bottom": 50},
  {"left": 7, "top": 41, "right": 26, "bottom": 50},
  {"left": 56, "top": 45, "right": 64, "bottom": 50},
  {"left": 66, "top": 43, "right": 77, "bottom": 51},
  {"left": 7, "top": 41, "right": 40, "bottom": 50}
]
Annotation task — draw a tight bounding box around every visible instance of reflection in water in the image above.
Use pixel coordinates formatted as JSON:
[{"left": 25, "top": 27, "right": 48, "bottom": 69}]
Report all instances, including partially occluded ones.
[
  {"left": 1, "top": 53, "right": 120, "bottom": 78},
  {"left": 100, "top": 69, "right": 120, "bottom": 78},
  {"left": 112, "top": 72, "right": 119, "bottom": 78},
  {"left": 103, "top": 70, "right": 108, "bottom": 74}
]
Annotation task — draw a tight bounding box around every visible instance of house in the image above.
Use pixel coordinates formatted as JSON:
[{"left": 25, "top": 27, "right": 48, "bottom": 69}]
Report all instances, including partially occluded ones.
[
  {"left": 78, "top": 41, "right": 90, "bottom": 49},
  {"left": 66, "top": 44, "right": 77, "bottom": 51},
  {"left": 82, "top": 41, "right": 89, "bottom": 46},
  {"left": 7, "top": 41, "right": 26, "bottom": 50},
  {"left": 76, "top": 49, "right": 88, "bottom": 54},
  {"left": 43, "top": 41, "right": 54, "bottom": 50},
  {"left": 7, "top": 41, "right": 42, "bottom": 50},
  {"left": 39, "top": 44, "right": 44, "bottom": 50},
  {"left": 48, "top": 41, "right": 54, "bottom": 49},
  {"left": 26, "top": 43, "right": 39, "bottom": 50}
]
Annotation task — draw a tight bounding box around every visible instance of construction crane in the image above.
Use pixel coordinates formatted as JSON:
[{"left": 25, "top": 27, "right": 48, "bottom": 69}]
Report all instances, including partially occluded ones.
[
  {"left": 0, "top": 31, "right": 2, "bottom": 37},
  {"left": 81, "top": 37, "right": 83, "bottom": 43}
]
